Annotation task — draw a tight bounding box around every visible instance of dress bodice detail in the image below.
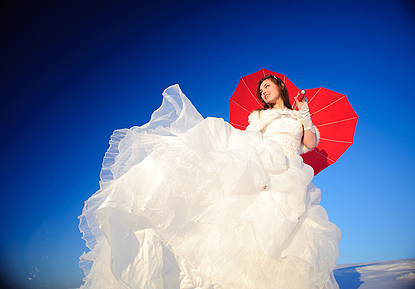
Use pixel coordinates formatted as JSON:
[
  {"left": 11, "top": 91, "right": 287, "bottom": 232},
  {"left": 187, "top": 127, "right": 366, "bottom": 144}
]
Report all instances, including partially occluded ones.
[
  {"left": 263, "top": 116, "right": 303, "bottom": 157},
  {"left": 247, "top": 108, "right": 304, "bottom": 157}
]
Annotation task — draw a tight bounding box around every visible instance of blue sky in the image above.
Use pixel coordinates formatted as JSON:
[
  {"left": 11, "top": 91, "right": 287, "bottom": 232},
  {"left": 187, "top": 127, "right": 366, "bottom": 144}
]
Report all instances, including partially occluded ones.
[{"left": 0, "top": 0, "right": 414, "bottom": 288}]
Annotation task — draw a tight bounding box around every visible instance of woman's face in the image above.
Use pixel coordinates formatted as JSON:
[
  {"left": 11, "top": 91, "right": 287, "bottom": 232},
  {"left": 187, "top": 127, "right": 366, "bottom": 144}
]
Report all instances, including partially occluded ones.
[{"left": 259, "top": 79, "right": 280, "bottom": 106}]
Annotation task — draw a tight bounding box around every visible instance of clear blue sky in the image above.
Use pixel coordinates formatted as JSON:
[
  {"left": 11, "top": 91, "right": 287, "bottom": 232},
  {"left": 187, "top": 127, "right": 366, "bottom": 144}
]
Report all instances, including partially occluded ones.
[{"left": 0, "top": 0, "right": 414, "bottom": 288}]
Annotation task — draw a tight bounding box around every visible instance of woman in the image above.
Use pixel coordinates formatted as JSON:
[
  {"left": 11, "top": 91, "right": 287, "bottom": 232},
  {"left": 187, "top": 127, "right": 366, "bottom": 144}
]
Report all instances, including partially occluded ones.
[
  {"left": 252, "top": 75, "right": 317, "bottom": 153},
  {"left": 79, "top": 76, "right": 341, "bottom": 288}
]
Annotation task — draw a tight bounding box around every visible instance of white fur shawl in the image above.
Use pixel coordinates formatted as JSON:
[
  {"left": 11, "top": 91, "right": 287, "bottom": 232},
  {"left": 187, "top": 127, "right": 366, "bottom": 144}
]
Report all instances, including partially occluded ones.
[{"left": 246, "top": 108, "right": 319, "bottom": 155}]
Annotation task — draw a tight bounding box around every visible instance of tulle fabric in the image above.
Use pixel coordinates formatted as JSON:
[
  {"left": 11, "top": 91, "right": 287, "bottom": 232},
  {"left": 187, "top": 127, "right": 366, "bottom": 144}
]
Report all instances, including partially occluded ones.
[{"left": 78, "top": 84, "right": 341, "bottom": 288}]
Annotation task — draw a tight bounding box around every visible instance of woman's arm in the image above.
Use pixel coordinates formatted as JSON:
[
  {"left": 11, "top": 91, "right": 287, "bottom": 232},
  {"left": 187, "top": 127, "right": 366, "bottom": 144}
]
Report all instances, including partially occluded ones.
[
  {"left": 294, "top": 91, "right": 317, "bottom": 149},
  {"left": 303, "top": 128, "right": 317, "bottom": 149}
]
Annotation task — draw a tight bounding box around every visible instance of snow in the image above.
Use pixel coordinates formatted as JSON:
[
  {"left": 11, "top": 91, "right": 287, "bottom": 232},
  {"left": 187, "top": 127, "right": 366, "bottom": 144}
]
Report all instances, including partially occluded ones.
[{"left": 334, "top": 258, "right": 415, "bottom": 289}]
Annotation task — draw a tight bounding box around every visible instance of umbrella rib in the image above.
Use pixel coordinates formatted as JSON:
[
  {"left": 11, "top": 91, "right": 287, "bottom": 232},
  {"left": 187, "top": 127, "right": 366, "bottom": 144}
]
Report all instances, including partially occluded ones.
[
  {"left": 307, "top": 88, "right": 321, "bottom": 104},
  {"left": 230, "top": 122, "right": 246, "bottom": 129},
  {"left": 313, "top": 149, "right": 336, "bottom": 163},
  {"left": 319, "top": 138, "right": 353, "bottom": 144},
  {"left": 230, "top": 98, "right": 252, "bottom": 113},
  {"left": 242, "top": 78, "right": 262, "bottom": 106},
  {"left": 316, "top": 117, "right": 358, "bottom": 127},
  {"left": 311, "top": 95, "right": 347, "bottom": 116}
]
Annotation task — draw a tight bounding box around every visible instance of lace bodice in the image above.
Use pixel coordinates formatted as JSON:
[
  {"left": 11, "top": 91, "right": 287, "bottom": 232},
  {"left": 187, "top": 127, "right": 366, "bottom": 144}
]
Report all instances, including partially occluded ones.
[
  {"left": 263, "top": 116, "right": 303, "bottom": 157},
  {"left": 246, "top": 108, "right": 304, "bottom": 157}
]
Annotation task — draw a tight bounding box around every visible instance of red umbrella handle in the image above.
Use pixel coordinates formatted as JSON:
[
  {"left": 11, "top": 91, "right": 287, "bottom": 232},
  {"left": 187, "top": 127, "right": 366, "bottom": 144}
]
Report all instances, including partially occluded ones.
[{"left": 293, "top": 89, "right": 306, "bottom": 110}]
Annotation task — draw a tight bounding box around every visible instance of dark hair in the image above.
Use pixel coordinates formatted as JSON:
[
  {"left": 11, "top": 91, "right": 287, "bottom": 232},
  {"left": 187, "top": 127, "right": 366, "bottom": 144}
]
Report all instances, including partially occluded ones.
[{"left": 256, "top": 75, "right": 292, "bottom": 110}]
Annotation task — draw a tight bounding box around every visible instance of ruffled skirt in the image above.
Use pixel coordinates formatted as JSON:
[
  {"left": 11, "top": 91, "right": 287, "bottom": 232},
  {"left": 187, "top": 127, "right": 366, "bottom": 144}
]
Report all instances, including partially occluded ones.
[{"left": 78, "top": 84, "right": 341, "bottom": 289}]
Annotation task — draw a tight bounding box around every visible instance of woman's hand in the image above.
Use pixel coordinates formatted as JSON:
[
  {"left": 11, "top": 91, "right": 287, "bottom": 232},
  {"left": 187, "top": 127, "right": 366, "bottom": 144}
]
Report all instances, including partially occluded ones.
[{"left": 294, "top": 90, "right": 306, "bottom": 110}]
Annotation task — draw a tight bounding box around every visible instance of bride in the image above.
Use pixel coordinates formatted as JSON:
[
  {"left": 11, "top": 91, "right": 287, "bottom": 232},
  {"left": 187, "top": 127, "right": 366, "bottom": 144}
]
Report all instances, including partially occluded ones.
[{"left": 79, "top": 75, "right": 341, "bottom": 288}]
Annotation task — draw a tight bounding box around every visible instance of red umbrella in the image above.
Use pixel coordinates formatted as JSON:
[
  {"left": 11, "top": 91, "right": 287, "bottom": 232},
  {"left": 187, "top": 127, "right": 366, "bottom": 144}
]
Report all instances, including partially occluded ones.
[{"left": 230, "top": 68, "right": 358, "bottom": 175}]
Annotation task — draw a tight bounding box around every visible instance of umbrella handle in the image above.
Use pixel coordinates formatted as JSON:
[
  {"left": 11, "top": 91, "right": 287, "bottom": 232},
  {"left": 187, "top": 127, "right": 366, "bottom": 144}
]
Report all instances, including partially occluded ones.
[
  {"left": 293, "top": 90, "right": 306, "bottom": 110},
  {"left": 298, "top": 90, "right": 306, "bottom": 101}
]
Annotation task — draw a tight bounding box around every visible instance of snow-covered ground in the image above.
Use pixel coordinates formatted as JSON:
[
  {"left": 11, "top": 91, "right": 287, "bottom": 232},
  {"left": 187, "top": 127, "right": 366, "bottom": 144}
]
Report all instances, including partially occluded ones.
[{"left": 334, "top": 258, "right": 415, "bottom": 289}]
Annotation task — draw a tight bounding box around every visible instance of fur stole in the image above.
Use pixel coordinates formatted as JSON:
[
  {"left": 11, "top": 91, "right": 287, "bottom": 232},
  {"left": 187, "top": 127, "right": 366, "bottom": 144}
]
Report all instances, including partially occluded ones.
[{"left": 246, "top": 108, "right": 319, "bottom": 155}]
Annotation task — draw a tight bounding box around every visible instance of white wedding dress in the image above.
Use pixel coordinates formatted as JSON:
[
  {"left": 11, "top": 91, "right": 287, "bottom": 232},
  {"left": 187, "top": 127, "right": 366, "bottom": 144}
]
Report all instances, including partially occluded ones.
[{"left": 78, "top": 84, "right": 341, "bottom": 289}]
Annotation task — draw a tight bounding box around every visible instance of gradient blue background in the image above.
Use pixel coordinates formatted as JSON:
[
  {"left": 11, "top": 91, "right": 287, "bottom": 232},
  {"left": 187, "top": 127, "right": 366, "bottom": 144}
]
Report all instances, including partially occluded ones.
[{"left": 1, "top": 0, "right": 414, "bottom": 288}]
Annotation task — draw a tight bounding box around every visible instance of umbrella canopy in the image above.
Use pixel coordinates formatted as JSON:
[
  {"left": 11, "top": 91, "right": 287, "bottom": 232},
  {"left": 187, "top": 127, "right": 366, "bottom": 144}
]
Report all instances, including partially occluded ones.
[{"left": 229, "top": 68, "right": 358, "bottom": 175}]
